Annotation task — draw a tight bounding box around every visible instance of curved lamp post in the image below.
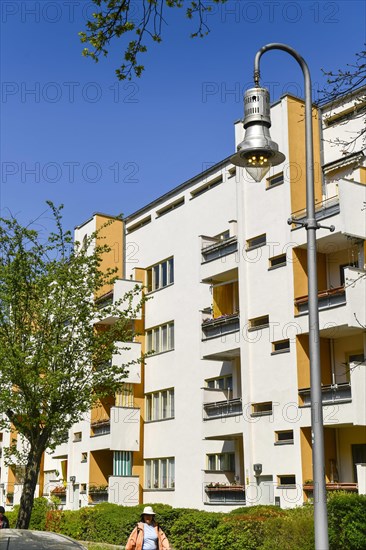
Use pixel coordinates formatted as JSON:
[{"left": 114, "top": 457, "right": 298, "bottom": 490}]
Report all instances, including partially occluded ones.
[{"left": 231, "top": 43, "right": 329, "bottom": 550}]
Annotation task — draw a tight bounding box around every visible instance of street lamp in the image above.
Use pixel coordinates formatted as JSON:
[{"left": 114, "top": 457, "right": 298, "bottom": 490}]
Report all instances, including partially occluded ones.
[{"left": 231, "top": 43, "right": 329, "bottom": 550}]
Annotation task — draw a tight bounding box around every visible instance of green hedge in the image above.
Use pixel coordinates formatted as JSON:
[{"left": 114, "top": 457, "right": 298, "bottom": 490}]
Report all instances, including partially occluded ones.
[{"left": 5, "top": 493, "right": 366, "bottom": 549}]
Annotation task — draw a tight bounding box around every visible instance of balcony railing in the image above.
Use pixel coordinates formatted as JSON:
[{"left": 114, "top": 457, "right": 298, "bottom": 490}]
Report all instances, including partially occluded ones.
[
  {"left": 291, "top": 195, "right": 340, "bottom": 223},
  {"left": 91, "top": 420, "right": 111, "bottom": 436},
  {"left": 202, "top": 313, "right": 240, "bottom": 340},
  {"left": 299, "top": 382, "right": 351, "bottom": 406},
  {"left": 204, "top": 483, "right": 246, "bottom": 504},
  {"left": 295, "top": 286, "right": 346, "bottom": 314},
  {"left": 201, "top": 236, "right": 238, "bottom": 263},
  {"left": 203, "top": 398, "right": 242, "bottom": 420},
  {"left": 303, "top": 482, "right": 357, "bottom": 494}
]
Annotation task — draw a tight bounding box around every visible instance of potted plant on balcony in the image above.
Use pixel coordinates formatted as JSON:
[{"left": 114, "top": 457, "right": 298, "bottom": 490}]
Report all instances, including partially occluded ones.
[{"left": 88, "top": 484, "right": 108, "bottom": 494}]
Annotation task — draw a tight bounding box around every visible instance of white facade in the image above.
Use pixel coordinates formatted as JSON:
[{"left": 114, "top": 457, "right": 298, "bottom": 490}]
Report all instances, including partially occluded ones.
[{"left": 1, "top": 88, "right": 365, "bottom": 512}]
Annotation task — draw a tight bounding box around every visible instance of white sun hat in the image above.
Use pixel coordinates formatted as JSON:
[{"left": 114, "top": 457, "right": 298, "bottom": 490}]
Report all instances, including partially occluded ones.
[{"left": 141, "top": 506, "right": 156, "bottom": 515}]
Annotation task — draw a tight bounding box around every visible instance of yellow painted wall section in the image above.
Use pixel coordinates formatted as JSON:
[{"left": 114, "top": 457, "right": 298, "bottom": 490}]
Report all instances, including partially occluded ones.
[
  {"left": 293, "top": 248, "right": 327, "bottom": 312},
  {"left": 359, "top": 167, "right": 366, "bottom": 184},
  {"left": 95, "top": 215, "right": 124, "bottom": 299},
  {"left": 213, "top": 282, "right": 238, "bottom": 317},
  {"left": 300, "top": 427, "right": 313, "bottom": 484},
  {"left": 130, "top": 267, "right": 145, "bottom": 502},
  {"left": 89, "top": 450, "right": 113, "bottom": 487},
  {"left": 296, "top": 335, "right": 310, "bottom": 389},
  {"left": 324, "top": 429, "right": 337, "bottom": 482},
  {"left": 287, "top": 97, "right": 322, "bottom": 214},
  {"left": 296, "top": 336, "right": 331, "bottom": 391},
  {"left": 91, "top": 395, "right": 114, "bottom": 425}
]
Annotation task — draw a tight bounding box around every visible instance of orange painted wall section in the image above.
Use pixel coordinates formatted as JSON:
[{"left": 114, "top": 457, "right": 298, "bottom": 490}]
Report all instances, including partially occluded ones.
[
  {"left": 95, "top": 215, "right": 124, "bottom": 298},
  {"left": 287, "top": 98, "right": 322, "bottom": 214}
]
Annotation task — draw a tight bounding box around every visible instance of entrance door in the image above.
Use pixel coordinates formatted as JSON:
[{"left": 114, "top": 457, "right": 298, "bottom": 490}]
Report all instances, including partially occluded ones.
[
  {"left": 352, "top": 444, "right": 366, "bottom": 482},
  {"left": 257, "top": 475, "right": 274, "bottom": 505}
]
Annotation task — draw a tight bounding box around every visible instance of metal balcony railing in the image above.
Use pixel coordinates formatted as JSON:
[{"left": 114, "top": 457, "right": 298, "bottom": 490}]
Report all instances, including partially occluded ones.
[
  {"left": 299, "top": 382, "right": 351, "bottom": 406},
  {"left": 204, "top": 483, "right": 246, "bottom": 504},
  {"left": 90, "top": 420, "right": 111, "bottom": 436},
  {"left": 291, "top": 195, "right": 340, "bottom": 223},
  {"left": 202, "top": 313, "right": 240, "bottom": 340},
  {"left": 201, "top": 236, "right": 238, "bottom": 263},
  {"left": 295, "top": 286, "right": 346, "bottom": 313},
  {"left": 203, "top": 398, "right": 242, "bottom": 420}
]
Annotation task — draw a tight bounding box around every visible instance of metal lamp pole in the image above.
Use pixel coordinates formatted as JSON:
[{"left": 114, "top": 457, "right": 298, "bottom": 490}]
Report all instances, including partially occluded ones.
[
  {"left": 257, "top": 44, "right": 329, "bottom": 550},
  {"left": 232, "top": 43, "right": 329, "bottom": 550}
]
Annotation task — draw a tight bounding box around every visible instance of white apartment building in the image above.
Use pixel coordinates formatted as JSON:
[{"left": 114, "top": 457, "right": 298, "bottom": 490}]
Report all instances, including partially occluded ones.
[{"left": 1, "top": 87, "right": 365, "bottom": 512}]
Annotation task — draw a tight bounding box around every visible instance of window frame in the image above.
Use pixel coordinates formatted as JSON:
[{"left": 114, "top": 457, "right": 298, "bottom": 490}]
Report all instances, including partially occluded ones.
[
  {"left": 271, "top": 339, "right": 290, "bottom": 355},
  {"left": 146, "top": 322, "right": 174, "bottom": 355},
  {"left": 205, "top": 452, "right": 235, "bottom": 472},
  {"left": 277, "top": 474, "right": 296, "bottom": 487},
  {"left": 268, "top": 253, "right": 287, "bottom": 270},
  {"left": 248, "top": 315, "right": 270, "bottom": 331},
  {"left": 147, "top": 257, "right": 174, "bottom": 293},
  {"left": 266, "top": 172, "right": 284, "bottom": 189},
  {"left": 145, "top": 388, "right": 175, "bottom": 422},
  {"left": 251, "top": 401, "right": 273, "bottom": 417},
  {"left": 246, "top": 233, "right": 266, "bottom": 251},
  {"left": 274, "top": 430, "right": 294, "bottom": 446},
  {"left": 144, "top": 457, "right": 175, "bottom": 490}
]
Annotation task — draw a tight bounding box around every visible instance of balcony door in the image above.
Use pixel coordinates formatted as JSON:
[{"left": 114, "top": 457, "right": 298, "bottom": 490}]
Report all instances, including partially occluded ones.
[{"left": 352, "top": 444, "right": 366, "bottom": 483}]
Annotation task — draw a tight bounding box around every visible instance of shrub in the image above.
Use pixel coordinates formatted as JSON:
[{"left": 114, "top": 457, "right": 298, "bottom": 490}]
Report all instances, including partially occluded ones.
[
  {"left": 29, "top": 497, "right": 51, "bottom": 531},
  {"left": 169, "top": 509, "right": 222, "bottom": 550},
  {"left": 260, "top": 506, "right": 314, "bottom": 550},
  {"left": 328, "top": 492, "right": 366, "bottom": 550}
]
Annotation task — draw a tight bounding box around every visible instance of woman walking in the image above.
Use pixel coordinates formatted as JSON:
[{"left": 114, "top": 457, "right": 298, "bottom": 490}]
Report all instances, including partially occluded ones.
[{"left": 125, "top": 506, "right": 171, "bottom": 550}]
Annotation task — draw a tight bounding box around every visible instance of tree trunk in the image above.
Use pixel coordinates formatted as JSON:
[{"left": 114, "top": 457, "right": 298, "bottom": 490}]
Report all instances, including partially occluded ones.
[{"left": 16, "top": 444, "right": 45, "bottom": 529}]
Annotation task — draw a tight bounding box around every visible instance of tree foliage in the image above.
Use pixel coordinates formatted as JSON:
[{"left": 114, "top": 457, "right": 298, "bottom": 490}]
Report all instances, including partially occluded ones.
[
  {"left": 79, "top": 0, "right": 227, "bottom": 80},
  {"left": 0, "top": 203, "right": 143, "bottom": 528}
]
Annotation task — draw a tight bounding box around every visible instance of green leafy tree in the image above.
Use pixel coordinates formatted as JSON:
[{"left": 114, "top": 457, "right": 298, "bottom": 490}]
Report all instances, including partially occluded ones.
[
  {"left": 79, "top": 0, "right": 227, "bottom": 80},
  {"left": 0, "top": 203, "right": 143, "bottom": 529}
]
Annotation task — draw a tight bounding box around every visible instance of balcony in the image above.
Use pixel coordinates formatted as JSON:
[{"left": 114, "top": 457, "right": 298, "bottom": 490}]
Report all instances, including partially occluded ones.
[
  {"left": 201, "top": 236, "right": 238, "bottom": 263},
  {"left": 295, "top": 286, "right": 346, "bottom": 315},
  {"left": 96, "top": 279, "right": 142, "bottom": 324},
  {"left": 291, "top": 195, "right": 340, "bottom": 225},
  {"left": 204, "top": 483, "right": 246, "bottom": 504},
  {"left": 202, "top": 313, "right": 240, "bottom": 340},
  {"left": 89, "top": 407, "right": 140, "bottom": 452},
  {"left": 299, "top": 382, "right": 352, "bottom": 407},
  {"left": 201, "top": 234, "right": 239, "bottom": 284},
  {"left": 108, "top": 475, "right": 140, "bottom": 506},
  {"left": 112, "top": 341, "right": 141, "bottom": 383},
  {"left": 203, "top": 398, "right": 243, "bottom": 420},
  {"left": 201, "top": 312, "right": 240, "bottom": 361},
  {"left": 303, "top": 482, "right": 358, "bottom": 498}
]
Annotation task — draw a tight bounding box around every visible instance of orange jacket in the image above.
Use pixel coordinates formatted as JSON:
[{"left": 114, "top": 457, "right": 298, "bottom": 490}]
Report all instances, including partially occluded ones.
[{"left": 125, "top": 521, "right": 171, "bottom": 550}]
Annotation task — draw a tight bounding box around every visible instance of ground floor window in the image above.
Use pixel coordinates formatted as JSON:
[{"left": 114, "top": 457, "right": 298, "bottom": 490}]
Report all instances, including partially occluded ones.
[{"left": 145, "top": 457, "right": 175, "bottom": 489}]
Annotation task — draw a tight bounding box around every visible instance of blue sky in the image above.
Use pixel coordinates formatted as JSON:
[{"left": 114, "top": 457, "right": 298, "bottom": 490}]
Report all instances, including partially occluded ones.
[{"left": 1, "top": 0, "right": 365, "bottom": 233}]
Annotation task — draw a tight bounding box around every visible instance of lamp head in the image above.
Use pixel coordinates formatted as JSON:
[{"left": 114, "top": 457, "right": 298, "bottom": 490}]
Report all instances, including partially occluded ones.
[{"left": 231, "top": 87, "right": 285, "bottom": 182}]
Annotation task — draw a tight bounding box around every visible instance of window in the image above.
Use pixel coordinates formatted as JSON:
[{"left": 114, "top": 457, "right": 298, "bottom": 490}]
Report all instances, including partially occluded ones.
[
  {"left": 114, "top": 451, "right": 132, "bottom": 476},
  {"left": 126, "top": 216, "right": 151, "bottom": 234},
  {"left": 277, "top": 475, "right": 296, "bottom": 487},
  {"left": 191, "top": 175, "right": 223, "bottom": 198},
  {"left": 146, "top": 322, "right": 174, "bottom": 354},
  {"left": 147, "top": 258, "right": 174, "bottom": 292},
  {"left": 227, "top": 167, "right": 236, "bottom": 178},
  {"left": 251, "top": 402, "right": 273, "bottom": 417},
  {"left": 269, "top": 253, "right": 287, "bottom": 269},
  {"left": 248, "top": 315, "right": 269, "bottom": 330},
  {"left": 266, "top": 172, "right": 284, "bottom": 189},
  {"left": 81, "top": 452, "right": 88, "bottom": 463},
  {"left": 246, "top": 233, "right": 266, "bottom": 250},
  {"left": 145, "top": 457, "right": 175, "bottom": 489},
  {"left": 275, "top": 430, "right": 294, "bottom": 445},
  {"left": 80, "top": 483, "right": 87, "bottom": 494},
  {"left": 272, "top": 339, "right": 290, "bottom": 354},
  {"left": 206, "top": 375, "right": 233, "bottom": 390},
  {"left": 146, "top": 389, "right": 175, "bottom": 421},
  {"left": 73, "top": 431, "right": 82, "bottom": 442},
  {"left": 206, "top": 453, "right": 235, "bottom": 472},
  {"left": 156, "top": 198, "right": 185, "bottom": 217}
]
